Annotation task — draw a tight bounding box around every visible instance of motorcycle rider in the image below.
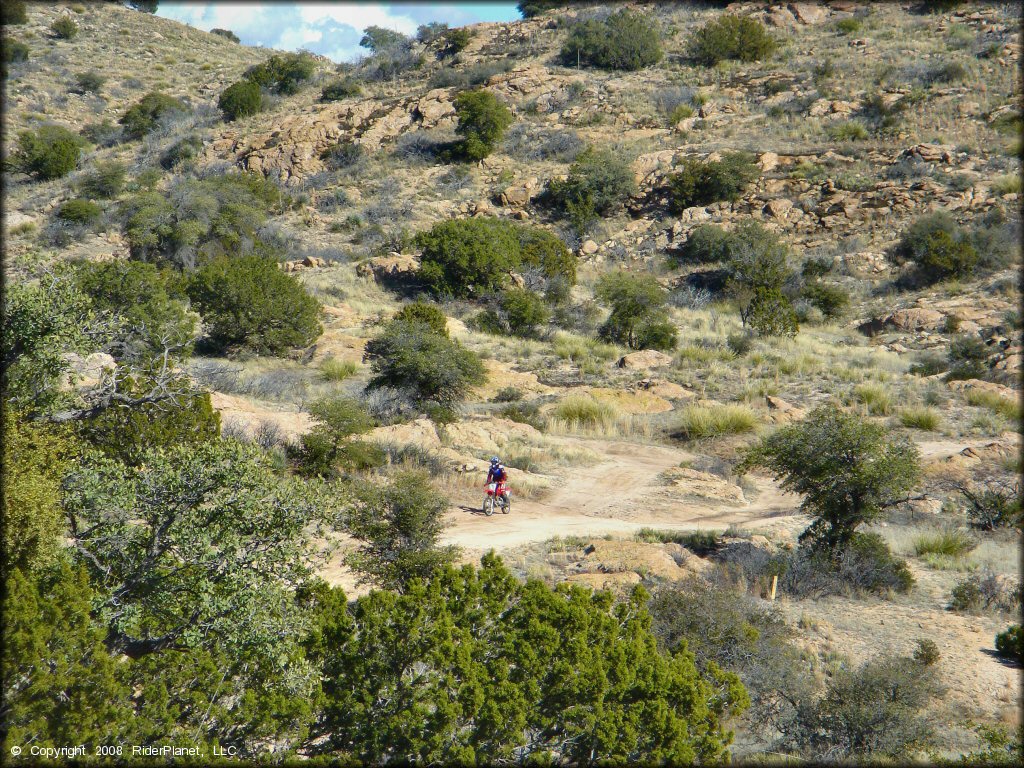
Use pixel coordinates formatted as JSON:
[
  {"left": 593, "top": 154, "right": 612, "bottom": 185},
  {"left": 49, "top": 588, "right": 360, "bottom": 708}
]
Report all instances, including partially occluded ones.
[{"left": 486, "top": 456, "right": 508, "bottom": 487}]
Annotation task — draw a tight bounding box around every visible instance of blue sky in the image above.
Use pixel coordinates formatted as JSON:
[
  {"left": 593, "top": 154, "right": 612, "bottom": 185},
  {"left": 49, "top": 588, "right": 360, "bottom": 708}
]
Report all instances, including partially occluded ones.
[{"left": 156, "top": 3, "right": 522, "bottom": 62}]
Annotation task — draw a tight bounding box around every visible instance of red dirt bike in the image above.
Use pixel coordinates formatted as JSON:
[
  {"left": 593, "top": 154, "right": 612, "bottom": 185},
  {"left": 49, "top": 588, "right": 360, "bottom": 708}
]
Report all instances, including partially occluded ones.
[{"left": 483, "top": 481, "right": 511, "bottom": 516}]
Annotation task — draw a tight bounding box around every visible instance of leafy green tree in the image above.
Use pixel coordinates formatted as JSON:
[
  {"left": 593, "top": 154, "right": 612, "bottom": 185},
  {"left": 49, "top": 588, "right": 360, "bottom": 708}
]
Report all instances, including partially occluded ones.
[
  {"left": 673, "top": 223, "right": 734, "bottom": 265},
  {"left": 295, "top": 396, "right": 377, "bottom": 479},
  {"left": 561, "top": 9, "right": 662, "bottom": 71},
  {"left": 416, "top": 21, "right": 449, "bottom": 44},
  {"left": 800, "top": 281, "right": 849, "bottom": 320},
  {"left": 393, "top": 301, "right": 450, "bottom": 337},
  {"left": 595, "top": 271, "right": 677, "bottom": 351},
  {"left": 441, "top": 27, "right": 472, "bottom": 56},
  {"left": 186, "top": 255, "right": 322, "bottom": 355},
  {"left": 1, "top": 274, "right": 95, "bottom": 414},
  {"left": 364, "top": 319, "right": 486, "bottom": 418},
  {"left": 2, "top": 558, "right": 135, "bottom": 754},
  {"left": 344, "top": 470, "right": 457, "bottom": 590},
  {"left": 740, "top": 404, "right": 921, "bottom": 551},
  {"left": 359, "top": 25, "right": 411, "bottom": 54},
  {"left": 688, "top": 14, "right": 776, "bottom": 66},
  {"left": 547, "top": 146, "right": 636, "bottom": 235},
  {"left": 119, "top": 91, "right": 188, "bottom": 139},
  {"left": 2, "top": 412, "right": 76, "bottom": 572},
  {"left": 56, "top": 198, "right": 102, "bottom": 224},
  {"left": 127, "top": 1, "right": 159, "bottom": 11},
  {"left": 452, "top": 89, "right": 513, "bottom": 161},
  {"left": 16, "top": 125, "right": 86, "bottom": 179},
  {"left": 744, "top": 285, "right": 799, "bottom": 337},
  {"left": 723, "top": 221, "right": 797, "bottom": 336},
  {"left": 416, "top": 217, "right": 521, "bottom": 297},
  {"left": 81, "top": 376, "right": 219, "bottom": 465},
  {"left": 73, "top": 259, "right": 197, "bottom": 357},
  {"left": 666, "top": 152, "right": 758, "bottom": 211},
  {"left": 517, "top": 1, "right": 562, "bottom": 18},
  {"left": 244, "top": 51, "right": 317, "bottom": 94},
  {"left": 307, "top": 553, "right": 747, "bottom": 763},
  {"left": 62, "top": 439, "right": 332, "bottom": 659},
  {"left": 218, "top": 79, "right": 262, "bottom": 121}
]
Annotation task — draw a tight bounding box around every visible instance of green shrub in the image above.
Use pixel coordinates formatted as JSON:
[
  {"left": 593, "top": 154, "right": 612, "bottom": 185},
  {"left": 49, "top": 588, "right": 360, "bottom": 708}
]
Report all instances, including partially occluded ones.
[
  {"left": 79, "top": 119, "right": 122, "bottom": 148},
  {"left": 800, "top": 282, "right": 849, "bottom": 320},
  {"left": 393, "top": 301, "right": 449, "bottom": 337},
  {"left": 560, "top": 8, "right": 662, "bottom": 71},
  {"left": 946, "top": 333, "right": 990, "bottom": 380},
  {"left": 416, "top": 217, "right": 520, "bottom": 298},
  {"left": 519, "top": 227, "right": 576, "bottom": 285},
  {"left": 16, "top": 125, "right": 85, "bottom": 179},
  {"left": 688, "top": 14, "right": 776, "bottom": 66},
  {"left": 294, "top": 396, "right": 376, "bottom": 479},
  {"left": 159, "top": 134, "right": 203, "bottom": 169},
  {"left": 3, "top": 39, "right": 30, "bottom": 66},
  {"left": 895, "top": 210, "right": 978, "bottom": 284},
  {"left": 364, "top": 319, "right": 486, "bottom": 419},
  {"left": 493, "top": 386, "right": 523, "bottom": 403},
  {"left": 912, "top": 529, "right": 976, "bottom": 558},
  {"left": 674, "top": 404, "right": 757, "bottom": 441},
  {"left": 51, "top": 16, "right": 79, "bottom": 40},
  {"left": 56, "top": 198, "right": 102, "bottom": 224},
  {"left": 745, "top": 286, "right": 798, "bottom": 337},
  {"left": 726, "top": 332, "right": 752, "bottom": 356},
  {"left": 477, "top": 288, "right": 550, "bottom": 339},
  {"left": 595, "top": 271, "right": 676, "bottom": 351},
  {"left": 827, "top": 121, "right": 869, "bottom": 141},
  {"left": 499, "top": 401, "right": 544, "bottom": 430},
  {"left": 834, "top": 17, "right": 862, "bottom": 35},
  {"left": 320, "top": 140, "right": 365, "bottom": 170},
  {"left": 218, "top": 79, "right": 262, "bottom": 121},
  {"left": 119, "top": 91, "right": 188, "bottom": 139},
  {"left": 674, "top": 224, "right": 733, "bottom": 265},
  {"left": 210, "top": 27, "right": 240, "bottom": 43},
  {"left": 442, "top": 27, "right": 472, "bottom": 56},
  {"left": 995, "top": 625, "right": 1023, "bottom": 662},
  {"left": 960, "top": 479, "right": 1021, "bottom": 531},
  {"left": 76, "top": 160, "right": 126, "bottom": 198},
  {"left": 121, "top": 172, "right": 287, "bottom": 266},
  {"left": 186, "top": 255, "right": 322, "bottom": 355},
  {"left": 546, "top": 146, "right": 636, "bottom": 234},
  {"left": 451, "top": 89, "right": 513, "bottom": 161},
  {"left": 913, "top": 638, "right": 940, "bottom": 666},
  {"left": 73, "top": 260, "right": 197, "bottom": 356},
  {"left": 898, "top": 407, "right": 941, "bottom": 431},
  {"left": 949, "top": 571, "right": 1021, "bottom": 613},
  {"left": 415, "top": 21, "right": 449, "bottom": 45},
  {"left": 73, "top": 70, "right": 105, "bottom": 94},
  {"left": 320, "top": 78, "right": 362, "bottom": 101},
  {"left": 666, "top": 152, "right": 758, "bottom": 212},
  {"left": 721, "top": 221, "right": 797, "bottom": 336},
  {"left": 2, "top": 1, "right": 28, "bottom": 24},
  {"left": 244, "top": 51, "right": 317, "bottom": 94}
]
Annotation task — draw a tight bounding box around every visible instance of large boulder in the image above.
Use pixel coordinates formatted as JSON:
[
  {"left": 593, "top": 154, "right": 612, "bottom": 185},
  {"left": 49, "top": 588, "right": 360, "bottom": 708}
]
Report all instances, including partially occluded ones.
[
  {"left": 616, "top": 350, "right": 673, "bottom": 370},
  {"left": 356, "top": 253, "right": 420, "bottom": 281}
]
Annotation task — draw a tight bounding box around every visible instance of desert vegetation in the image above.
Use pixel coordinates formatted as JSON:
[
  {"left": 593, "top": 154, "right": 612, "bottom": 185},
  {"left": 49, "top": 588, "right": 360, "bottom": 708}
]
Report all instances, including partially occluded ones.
[{"left": 1, "top": 0, "right": 1020, "bottom": 763}]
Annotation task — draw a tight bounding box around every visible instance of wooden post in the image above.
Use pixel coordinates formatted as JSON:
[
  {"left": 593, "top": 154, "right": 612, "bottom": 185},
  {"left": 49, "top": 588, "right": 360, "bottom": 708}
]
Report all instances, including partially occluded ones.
[{"left": 769, "top": 575, "right": 778, "bottom": 602}]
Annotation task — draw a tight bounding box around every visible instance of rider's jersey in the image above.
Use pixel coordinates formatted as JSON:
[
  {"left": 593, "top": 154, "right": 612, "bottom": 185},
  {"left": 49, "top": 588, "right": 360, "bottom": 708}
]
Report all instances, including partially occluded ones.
[{"left": 487, "top": 465, "right": 507, "bottom": 484}]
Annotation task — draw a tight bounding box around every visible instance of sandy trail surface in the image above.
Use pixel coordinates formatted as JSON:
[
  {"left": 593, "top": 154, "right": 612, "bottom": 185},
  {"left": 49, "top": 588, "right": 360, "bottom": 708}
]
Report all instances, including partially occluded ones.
[{"left": 442, "top": 437, "right": 804, "bottom": 555}]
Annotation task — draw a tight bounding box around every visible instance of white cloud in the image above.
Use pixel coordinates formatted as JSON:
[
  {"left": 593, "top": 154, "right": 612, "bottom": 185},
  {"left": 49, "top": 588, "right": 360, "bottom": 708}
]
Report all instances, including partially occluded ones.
[{"left": 157, "top": 2, "right": 519, "bottom": 61}]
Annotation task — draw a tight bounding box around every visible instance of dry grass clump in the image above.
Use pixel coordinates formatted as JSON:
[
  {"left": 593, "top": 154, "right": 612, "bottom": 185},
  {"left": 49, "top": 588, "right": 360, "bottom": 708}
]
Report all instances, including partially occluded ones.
[
  {"left": 552, "top": 396, "right": 620, "bottom": 429},
  {"left": 552, "top": 332, "right": 619, "bottom": 373},
  {"left": 674, "top": 403, "right": 758, "bottom": 441},
  {"left": 898, "top": 406, "right": 942, "bottom": 431},
  {"left": 965, "top": 389, "right": 1020, "bottom": 421},
  {"left": 853, "top": 382, "right": 893, "bottom": 415},
  {"left": 913, "top": 529, "right": 977, "bottom": 558},
  {"left": 320, "top": 358, "right": 360, "bottom": 382}
]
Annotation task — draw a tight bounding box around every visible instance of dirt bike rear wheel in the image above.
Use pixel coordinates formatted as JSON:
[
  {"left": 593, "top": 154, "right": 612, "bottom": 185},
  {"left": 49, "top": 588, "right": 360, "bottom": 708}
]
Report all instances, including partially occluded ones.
[{"left": 502, "top": 495, "right": 510, "bottom": 514}]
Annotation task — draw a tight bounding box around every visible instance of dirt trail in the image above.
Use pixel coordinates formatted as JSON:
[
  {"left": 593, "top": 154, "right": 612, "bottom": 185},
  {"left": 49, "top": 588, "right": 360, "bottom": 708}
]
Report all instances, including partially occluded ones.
[{"left": 443, "top": 437, "right": 804, "bottom": 554}]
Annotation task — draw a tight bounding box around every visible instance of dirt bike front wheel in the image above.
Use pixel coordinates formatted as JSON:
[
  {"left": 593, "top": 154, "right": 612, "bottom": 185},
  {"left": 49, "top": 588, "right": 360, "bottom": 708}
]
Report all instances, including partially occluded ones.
[{"left": 484, "top": 496, "right": 494, "bottom": 516}]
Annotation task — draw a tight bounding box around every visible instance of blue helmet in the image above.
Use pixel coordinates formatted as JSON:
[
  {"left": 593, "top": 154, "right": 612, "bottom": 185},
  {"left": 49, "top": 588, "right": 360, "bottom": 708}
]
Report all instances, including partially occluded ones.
[{"left": 490, "top": 456, "right": 500, "bottom": 465}]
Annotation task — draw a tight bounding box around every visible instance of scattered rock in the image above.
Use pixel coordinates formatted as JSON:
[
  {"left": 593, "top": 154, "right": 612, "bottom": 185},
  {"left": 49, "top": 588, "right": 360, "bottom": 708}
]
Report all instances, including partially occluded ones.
[
  {"left": 616, "top": 350, "right": 673, "bottom": 370},
  {"left": 356, "top": 253, "right": 420, "bottom": 281},
  {"left": 580, "top": 239, "right": 599, "bottom": 255}
]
